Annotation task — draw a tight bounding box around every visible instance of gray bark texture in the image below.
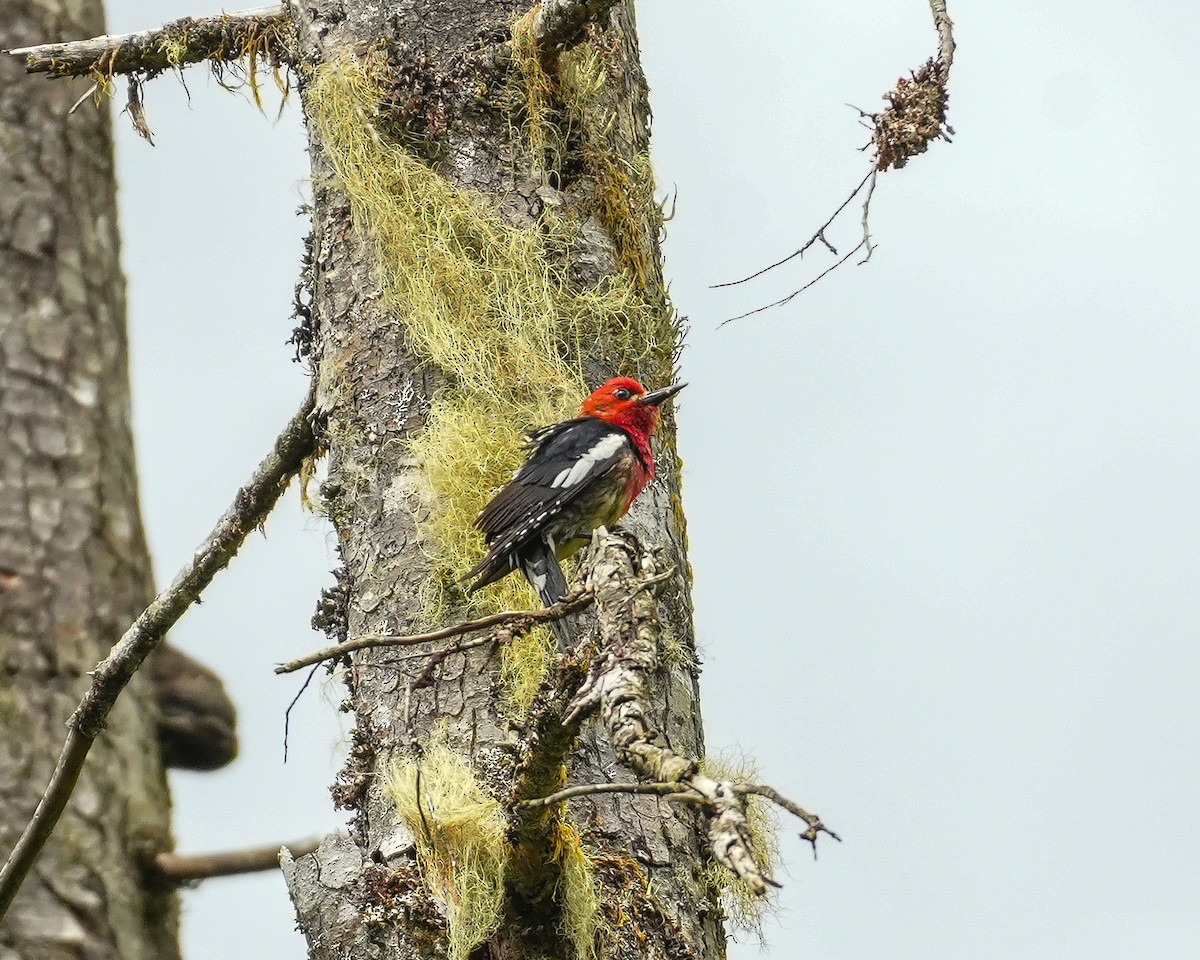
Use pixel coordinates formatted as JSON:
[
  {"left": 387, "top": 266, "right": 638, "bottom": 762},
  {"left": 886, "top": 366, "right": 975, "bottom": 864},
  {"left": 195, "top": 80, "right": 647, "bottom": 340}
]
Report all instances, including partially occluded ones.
[
  {"left": 0, "top": 2, "right": 181, "bottom": 957},
  {"left": 283, "top": 1, "right": 725, "bottom": 958}
]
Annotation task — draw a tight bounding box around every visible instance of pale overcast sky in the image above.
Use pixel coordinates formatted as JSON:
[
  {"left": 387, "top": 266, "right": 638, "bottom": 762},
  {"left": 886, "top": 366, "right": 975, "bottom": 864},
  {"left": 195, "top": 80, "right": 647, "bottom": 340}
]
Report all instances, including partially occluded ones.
[{"left": 100, "top": 1, "right": 1200, "bottom": 957}]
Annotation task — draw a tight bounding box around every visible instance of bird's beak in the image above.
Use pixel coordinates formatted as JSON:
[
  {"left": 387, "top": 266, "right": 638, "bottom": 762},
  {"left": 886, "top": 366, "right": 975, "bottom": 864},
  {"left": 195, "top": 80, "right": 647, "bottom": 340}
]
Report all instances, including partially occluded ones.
[{"left": 640, "top": 382, "right": 686, "bottom": 406}]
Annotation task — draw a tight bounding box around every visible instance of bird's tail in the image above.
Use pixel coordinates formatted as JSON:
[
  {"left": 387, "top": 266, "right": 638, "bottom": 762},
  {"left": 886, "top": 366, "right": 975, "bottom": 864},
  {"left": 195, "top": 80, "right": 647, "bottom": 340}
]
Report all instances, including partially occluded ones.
[{"left": 520, "top": 544, "right": 573, "bottom": 649}]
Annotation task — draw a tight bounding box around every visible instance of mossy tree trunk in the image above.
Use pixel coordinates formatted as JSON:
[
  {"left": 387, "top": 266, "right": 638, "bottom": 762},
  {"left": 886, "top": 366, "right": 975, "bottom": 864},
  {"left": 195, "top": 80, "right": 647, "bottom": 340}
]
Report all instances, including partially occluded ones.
[
  {"left": 0, "top": 2, "right": 181, "bottom": 958},
  {"left": 283, "top": 2, "right": 725, "bottom": 958}
]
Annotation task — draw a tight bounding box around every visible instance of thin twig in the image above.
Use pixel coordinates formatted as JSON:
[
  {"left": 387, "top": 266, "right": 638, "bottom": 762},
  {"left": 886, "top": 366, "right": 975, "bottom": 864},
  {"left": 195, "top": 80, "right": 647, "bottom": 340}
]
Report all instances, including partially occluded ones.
[
  {"left": 0, "top": 384, "right": 317, "bottom": 924},
  {"left": 735, "top": 783, "right": 842, "bottom": 857},
  {"left": 275, "top": 590, "right": 594, "bottom": 674},
  {"left": 515, "top": 780, "right": 703, "bottom": 810},
  {"left": 712, "top": 170, "right": 873, "bottom": 289},
  {"left": 715, "top": 0, "right": 953, "bottom": 321},
  {"left": 719, "top": 169, "right": 878, "bottom": 326},
  {"left": 516, "top": 779, "right": 841, "bottom": 859},
  {"left": 153, "top": 836, "right": 321, "bottom": 883},
  {"left": 857, "top": 167, "right": 878, "bottom": 263},
  {"left": 282, "top": 664, "right": 321, "bottom": 762}
]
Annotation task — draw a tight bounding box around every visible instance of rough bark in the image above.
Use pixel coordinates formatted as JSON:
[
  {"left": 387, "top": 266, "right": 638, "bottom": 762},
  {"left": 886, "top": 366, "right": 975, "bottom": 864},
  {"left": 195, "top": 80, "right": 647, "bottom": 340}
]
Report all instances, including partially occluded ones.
[
  {"left": 0, "top": 2, "right": 180, "bottom": 957},
  {"left": 283, "top": 1, "right": 722, "bottom": 958}
]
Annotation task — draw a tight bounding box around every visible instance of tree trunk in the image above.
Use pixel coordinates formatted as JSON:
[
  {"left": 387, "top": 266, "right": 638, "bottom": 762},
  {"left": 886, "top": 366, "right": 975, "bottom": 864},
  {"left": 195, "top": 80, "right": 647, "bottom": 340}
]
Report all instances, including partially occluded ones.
[
  {"left": 0, "top": 2, "right": 180, "bottom": 957},
  {"left": 283, "top": 1, "right": 724, "bottom": 958}
]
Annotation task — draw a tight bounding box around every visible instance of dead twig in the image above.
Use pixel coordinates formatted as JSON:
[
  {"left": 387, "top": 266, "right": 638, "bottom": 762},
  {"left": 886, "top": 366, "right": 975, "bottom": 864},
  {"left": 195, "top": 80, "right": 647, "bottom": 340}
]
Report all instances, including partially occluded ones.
[
  {"left": 718, "top": 170, "right": 878, "bottom": 326},
  {"left": 515, "top": 780, "right": 702, "bottom": 809},
  {"left": 716, "top": 0, "right": 954, "bottom": 320},
  {"left": 517, "top": 779, "right": 841, "bottom": 860},
  {"left": 153, "top": 836, "right": 322, "bottom": 883},
  {"left": 734, "top": 784, "right": 841, "bottom": 858},
  {"left": 0, "top": 384, "right": 317, "bottom": 924},
  {"left": 282, "top": 663, "right": 321, "bottom": 762},
  {"left": 275, "top": 590, "right": 594, "bottom": 675},
  {"left": 713, "top": 170, "right": 873, "bottom": 290}
]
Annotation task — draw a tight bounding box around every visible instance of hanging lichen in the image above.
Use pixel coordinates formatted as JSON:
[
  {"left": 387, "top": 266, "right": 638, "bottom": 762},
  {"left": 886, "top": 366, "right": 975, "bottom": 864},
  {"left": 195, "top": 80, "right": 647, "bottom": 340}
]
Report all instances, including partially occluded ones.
[
  {"left": 306, "top": 54, "right": 672, "bottom": 716},
  {"left": 386, "top": 736, "right": 510, "bottom": 960}
]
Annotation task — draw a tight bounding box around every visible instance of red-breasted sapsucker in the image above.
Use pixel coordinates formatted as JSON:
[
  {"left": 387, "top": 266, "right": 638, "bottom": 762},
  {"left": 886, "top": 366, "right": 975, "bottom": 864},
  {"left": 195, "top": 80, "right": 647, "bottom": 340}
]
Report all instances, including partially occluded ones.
[{"left": 465, "top": 377, "right": 684, "bottom": 644}]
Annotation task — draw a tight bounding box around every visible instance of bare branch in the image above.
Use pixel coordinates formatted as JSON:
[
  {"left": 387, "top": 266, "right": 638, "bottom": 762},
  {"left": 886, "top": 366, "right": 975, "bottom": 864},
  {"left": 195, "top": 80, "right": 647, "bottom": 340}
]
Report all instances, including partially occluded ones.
[
  {"left": 734, "top": 784, "right": 841, "bottom": 857},
  {"left": 532, "top": 0, "right": 619, "bottom": 56},
  {"left": 518, "top": 779, "right": 841, "bottom": 861},
  {"left": 713, "top": 170, "right": 873, "bottom": 289},
  {"left": 275, "top": 589, "right": 594, "bottom": 674},
  {"left": 715, "top": 1, "right": 954, "bottom": 320},
  {"left": 515, "top": 780, "right": 702, "bottom": 810},
  {"left": 0, "top": 384, "right": 317, "bottom": 924},
  {"left": 5, "top": 6, "right": 288, "bottom": 79},
  {"left": 153, "top": 836, "right": 321, "bottom": 883},
  {"left": 719, "top": 170, "right": 877, "bottom": 325},
  {"left": 929, "top": 0, "right": 956, "bottom": 73}
]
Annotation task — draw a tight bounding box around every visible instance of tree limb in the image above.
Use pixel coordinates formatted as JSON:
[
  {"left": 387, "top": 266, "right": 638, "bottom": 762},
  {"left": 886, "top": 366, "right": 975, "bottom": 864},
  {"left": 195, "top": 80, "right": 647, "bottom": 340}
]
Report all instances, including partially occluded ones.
[
  {"left": 0, "top": 383, "right": 317, "bottom": 924},
  {"left": 518, "top": 779, "right": 840, "bottom": 860},
  {"left": 560, "top": 531, "right": 835, "bottom": 896},
  {"left": 153, "top": 836, "right": 321, "bottom": 883},
  {"left": 5, "top": 6, "right": 288, "bottom": 79},
  {"left": 275, "top": 589, "right": 594, "bottom": 674}
]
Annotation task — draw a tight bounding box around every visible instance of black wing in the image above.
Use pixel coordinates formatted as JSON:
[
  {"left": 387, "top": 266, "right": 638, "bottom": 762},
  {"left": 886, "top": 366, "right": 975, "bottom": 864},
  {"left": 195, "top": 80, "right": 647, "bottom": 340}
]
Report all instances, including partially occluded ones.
[{"left": 465, "top": 418, "right": 631, "bottom": 590}]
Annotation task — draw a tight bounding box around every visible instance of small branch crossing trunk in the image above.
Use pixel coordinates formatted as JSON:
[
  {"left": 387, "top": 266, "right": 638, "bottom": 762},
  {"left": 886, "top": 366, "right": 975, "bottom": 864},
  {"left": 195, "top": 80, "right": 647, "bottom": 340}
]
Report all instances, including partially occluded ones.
[{"left": 282, "top": 2, "right": 725, "bottom": 957}]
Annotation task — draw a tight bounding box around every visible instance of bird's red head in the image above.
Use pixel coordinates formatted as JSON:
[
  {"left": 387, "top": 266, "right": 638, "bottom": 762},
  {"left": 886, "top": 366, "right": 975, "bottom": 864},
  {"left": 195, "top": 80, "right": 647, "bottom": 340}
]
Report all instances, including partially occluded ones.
[{"left": 579, "top": 377, "right": 685, "bottom": 442}]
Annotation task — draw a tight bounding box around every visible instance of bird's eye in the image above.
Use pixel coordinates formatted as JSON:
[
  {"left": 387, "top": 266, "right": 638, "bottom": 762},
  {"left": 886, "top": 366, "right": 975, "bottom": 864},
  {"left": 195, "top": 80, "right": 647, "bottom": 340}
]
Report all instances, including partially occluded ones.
[{"left": 613, "top": 387, "right": 633, "bottom": 401}]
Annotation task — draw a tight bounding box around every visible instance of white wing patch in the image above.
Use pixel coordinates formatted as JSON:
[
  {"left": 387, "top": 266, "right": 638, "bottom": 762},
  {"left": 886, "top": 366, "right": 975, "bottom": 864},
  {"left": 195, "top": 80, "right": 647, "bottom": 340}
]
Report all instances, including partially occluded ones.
[{"left": 550, "top": 433, "right": 625, "bottom": 489}]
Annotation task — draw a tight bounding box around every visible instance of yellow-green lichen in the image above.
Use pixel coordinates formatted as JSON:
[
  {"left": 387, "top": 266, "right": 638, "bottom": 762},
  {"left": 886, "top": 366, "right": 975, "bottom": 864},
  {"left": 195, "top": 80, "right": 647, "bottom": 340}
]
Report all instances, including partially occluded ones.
[
  {"left": 700, "top": 754, "right": 781, "bottom": 942},
  {"left": 157, "top": 35, "right": 190, "bottom": 68},
  {"left": 558, "top": 44, "right": 663, "bottom": 288},
  {"left": 307, "top": 55, "right": 674, "bottom": 716},
  {"left": 388, "top": 737, "right": 602, "bottom": 959},
  {"left": 509, "top": 20, "right": 666, "bottom": 288},
  {"left": 386, "top": 736, "right": 509, "bottom": 960},
  {"left": 553, "top": 819, "right": 601, "bottom": 959},
  {"left": 508, "top": 8, "right": 561, "bottom": 175}
]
